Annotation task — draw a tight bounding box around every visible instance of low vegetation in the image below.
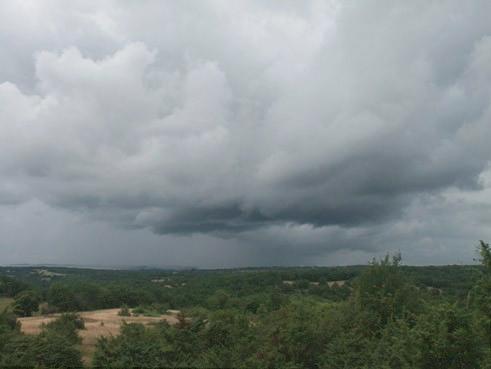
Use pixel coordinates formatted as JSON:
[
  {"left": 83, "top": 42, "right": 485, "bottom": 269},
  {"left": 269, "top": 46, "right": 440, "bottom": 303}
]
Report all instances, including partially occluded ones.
[
  {"left": 18, "top": 308, "right": 178, "bottom": 364},
  {"left": 0, "top": 241, "right": 490, "bottom": 368},
  {"left": 0, "top": 297, "right": 13, "bottom": 312}
]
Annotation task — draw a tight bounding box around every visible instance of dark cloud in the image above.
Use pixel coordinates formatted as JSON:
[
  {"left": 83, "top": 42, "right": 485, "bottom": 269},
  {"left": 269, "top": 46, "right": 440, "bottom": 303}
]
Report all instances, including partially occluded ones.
[{"left": 0, "top": 1, "right": 491, "bottom": 266}]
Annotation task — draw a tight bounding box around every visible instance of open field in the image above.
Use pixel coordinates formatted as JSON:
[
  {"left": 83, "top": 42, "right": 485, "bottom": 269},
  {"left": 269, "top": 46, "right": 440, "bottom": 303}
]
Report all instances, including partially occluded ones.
[
  {"left": 19, "top": 308, "right": 179, "bottom": 364},
  {"left": 0, "top": 297, "right": 13, "bottom": 311}
]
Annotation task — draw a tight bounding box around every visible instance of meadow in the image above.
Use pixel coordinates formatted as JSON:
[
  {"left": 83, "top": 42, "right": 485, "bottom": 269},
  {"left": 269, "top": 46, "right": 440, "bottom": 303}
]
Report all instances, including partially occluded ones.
[{"left": 18, "top": 308, "right": 179, "bottom": 364}]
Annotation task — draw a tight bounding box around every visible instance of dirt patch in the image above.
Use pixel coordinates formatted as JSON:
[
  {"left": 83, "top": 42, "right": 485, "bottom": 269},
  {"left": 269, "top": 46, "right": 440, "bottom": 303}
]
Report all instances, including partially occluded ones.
[
  {"left": 18, "top": 308, "right": 179, "bottom": 365},
  {"left": 327, "top": 280, "right": 347, "bottom": 287}
]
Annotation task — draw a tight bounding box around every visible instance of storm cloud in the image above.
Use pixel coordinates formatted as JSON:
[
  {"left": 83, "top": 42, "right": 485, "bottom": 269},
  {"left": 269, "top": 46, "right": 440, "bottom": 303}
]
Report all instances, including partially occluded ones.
[{"left": 1, "top": 1, "right": 491, "bottom": 266}]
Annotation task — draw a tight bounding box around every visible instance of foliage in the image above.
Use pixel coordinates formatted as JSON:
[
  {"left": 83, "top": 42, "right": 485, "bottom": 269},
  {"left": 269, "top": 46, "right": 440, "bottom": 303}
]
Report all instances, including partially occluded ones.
[
  {"left": 118, "top": 304, "right": 131, "bottom": 316},
  {"left": 414, "top": 304, "right": 483, "bottom": 369},
  {"left": 353, "top": 254, "right": 420, "bottom": 332},
  {"left": 0, "top": 275, "right": 28, "bottom": 297},
  {"left": 469, "top": 240, "right": 491, "bottom": 350},
  {"left": 0, "top": 245, "right": 490, "bottom": 368},
  {"left": 13, "top": 290, "right": 40, "bottom": 317},
  {"left": 0, "top": 313, "right": 83, "bottom": 368},
  {"left": 47, "top": 283, "right": 79, "bottom": 312}
]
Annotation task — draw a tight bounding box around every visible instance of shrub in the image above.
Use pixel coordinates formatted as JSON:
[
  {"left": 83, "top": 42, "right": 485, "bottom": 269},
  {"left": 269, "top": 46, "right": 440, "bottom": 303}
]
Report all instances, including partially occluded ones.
[{"left": 118, "top": 305, "right": 131, "bottom": 317}]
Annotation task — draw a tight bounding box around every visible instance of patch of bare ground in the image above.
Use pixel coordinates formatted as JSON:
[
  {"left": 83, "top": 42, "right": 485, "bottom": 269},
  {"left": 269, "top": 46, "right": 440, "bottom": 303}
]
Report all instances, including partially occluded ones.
[{"left": 18, "top": 308, "right": 179, "bottom": 365}]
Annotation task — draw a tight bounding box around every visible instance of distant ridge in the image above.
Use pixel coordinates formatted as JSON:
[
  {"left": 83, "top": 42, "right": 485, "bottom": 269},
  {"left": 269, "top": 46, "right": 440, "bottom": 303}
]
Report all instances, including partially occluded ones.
[{"left": 0, "top": 263, "right": 197, "bottom": 271}]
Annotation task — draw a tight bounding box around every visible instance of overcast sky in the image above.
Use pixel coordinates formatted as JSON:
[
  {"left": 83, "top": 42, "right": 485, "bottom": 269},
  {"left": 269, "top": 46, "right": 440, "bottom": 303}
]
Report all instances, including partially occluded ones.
[{"left": 1, "top": 1, "right": 491, "bottom": 268}]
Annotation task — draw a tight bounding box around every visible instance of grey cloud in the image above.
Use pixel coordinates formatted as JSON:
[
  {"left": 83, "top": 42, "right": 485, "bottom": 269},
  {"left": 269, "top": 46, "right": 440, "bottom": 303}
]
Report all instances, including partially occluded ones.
[{"left": 0, "top": 1, "right": 491, "bottom": 265}]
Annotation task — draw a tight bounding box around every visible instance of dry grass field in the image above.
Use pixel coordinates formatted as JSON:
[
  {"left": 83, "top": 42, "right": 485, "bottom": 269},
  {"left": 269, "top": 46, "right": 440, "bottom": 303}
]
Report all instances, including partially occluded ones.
[{"left": 18, "top": 308, "right": 179, "bottom": 364}]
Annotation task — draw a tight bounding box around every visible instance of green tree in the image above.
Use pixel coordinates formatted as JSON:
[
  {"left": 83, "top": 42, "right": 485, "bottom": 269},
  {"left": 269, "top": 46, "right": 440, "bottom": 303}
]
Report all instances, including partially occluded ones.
[
  {"left": 353, "top": 254, "right": 419, "bottom": 332},
  {"left": 0, "top": 314, "right": 83, "bottom": 369},
  {"left": 33, "top": 329, "right": 83, "bottom": 369},
  {"left": 47, "top": 283, "right": 78, "bottom": 312},
  {"left": 92, "top": 322, "right": 177, "bottom": 368},
  {"left": 44, "top": 313, "right": 85, "bottom": 345},
  {"left": 13, "top": 290, "right": 39, "bottom": 317},
  {"left": 207, "top": 289, "right": 230, "bottom": 310},
  {"left": 415, "top": 304, "right": 483, "bottom": 369},
  {"left": 469, "top": 240, "right": 491, "bottom": 349},
  {"left": 0, "top": 276, "right": 28, "bottom": 297}
]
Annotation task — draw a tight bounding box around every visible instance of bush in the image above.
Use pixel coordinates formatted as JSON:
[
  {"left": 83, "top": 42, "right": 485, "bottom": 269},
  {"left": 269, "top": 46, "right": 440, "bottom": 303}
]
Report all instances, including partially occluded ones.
[
  {"left": 39, "top": 303, "right": 58, "bottom": 315},
  {"left": 44, "top": 313, "right": 85, "bottom": 345},
  {"left": 118, "top": 305, "right": 131, "bottom": 317},
  {"left": 131, "top": 306, "right": 145, "bottom": 316},
  {"left": 13, "top": 291, "right": 39, "bottom": 317},
  {"left": 130, "top": 305, "right": 164, "bottom": 317},
  {"left": 0, "top": 316, "right": 83, "bottom": 369}
]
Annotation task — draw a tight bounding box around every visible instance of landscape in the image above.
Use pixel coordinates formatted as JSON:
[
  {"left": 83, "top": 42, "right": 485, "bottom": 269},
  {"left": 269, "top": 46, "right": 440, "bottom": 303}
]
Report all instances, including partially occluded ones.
[
  {"left": 2, "top": 1, "right": 491, "bottom": 368},
  {"left": 1, "top": 243, "right": 491, "bottom": 368}
]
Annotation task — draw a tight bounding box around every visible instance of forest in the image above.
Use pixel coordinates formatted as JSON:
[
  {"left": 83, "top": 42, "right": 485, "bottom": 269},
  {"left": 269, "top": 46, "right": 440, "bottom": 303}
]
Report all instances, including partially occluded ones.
[{"left": 0, "top": 242, "right": 490, "bottom": 368}]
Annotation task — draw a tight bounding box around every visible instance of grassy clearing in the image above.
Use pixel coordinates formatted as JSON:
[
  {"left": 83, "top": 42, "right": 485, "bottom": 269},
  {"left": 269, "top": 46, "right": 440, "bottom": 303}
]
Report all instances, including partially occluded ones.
[
  {"left": 18, "top": 308, "right": 179, "bottom": 365},
  {"left": 0, "top": 297, "right": 14, "bottom": 312}
]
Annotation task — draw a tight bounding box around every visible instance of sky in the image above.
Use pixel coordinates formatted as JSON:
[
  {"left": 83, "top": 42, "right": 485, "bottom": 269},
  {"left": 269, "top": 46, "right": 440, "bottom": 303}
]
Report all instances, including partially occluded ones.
[{"left": 1, "top": 0, "right": 491, "bottom": 268}]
